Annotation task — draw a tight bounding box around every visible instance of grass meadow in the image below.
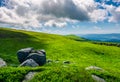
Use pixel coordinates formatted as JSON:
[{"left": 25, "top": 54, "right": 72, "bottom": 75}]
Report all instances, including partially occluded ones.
[{"left": 0, "top": 28, "right": 120, "bottom": 82}]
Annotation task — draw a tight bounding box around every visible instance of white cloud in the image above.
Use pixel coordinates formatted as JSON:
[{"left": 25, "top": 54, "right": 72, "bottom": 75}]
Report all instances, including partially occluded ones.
[
  {"left": 109, "top": 8, "right": 120, "bottom": 22},
  {"left": 0, "top": 0, "right": 93, "bottom": 28},
  {"left": 0, "top": 0, "right": 120, "bottom": 29},
  {"left": 103, "top": 5, "right": 120, "bottom": 22},
  {"left": 112, "top": 0, "right": 120, "bottom": 3},
  {"left": 44, "top": 20, "right": 67, "bottom": 28},
  {"left": 90, "top": 9, "right": 108, "bottom": 22}
]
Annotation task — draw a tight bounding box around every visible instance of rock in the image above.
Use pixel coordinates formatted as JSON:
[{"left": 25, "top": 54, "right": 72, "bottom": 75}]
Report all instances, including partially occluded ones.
[
  {"left": 0, "top": 58, "right": 7, "bottom": 67},
  {"left": 85, "top": 66, "right": 103, "bottom": 71},
  {"left": 117, "top": 44, "right": 120, "bottom": 47},
  {"left": 92, "top": 75, "right": 106, "bottom": 82},
  {"left": 25, "top": 52, "right": 46, "bottom": 66},
  {"left": 22, "top": 72, "right": 37, "bottom": 82},
  {"left": 63, "top": 61, "right": 70, "bottom": 64},
  {"left": 19, "top": 59, "right": 39, "bottom": 67},
  {"left": 54, "top": 60, "right": 59, "bottom": 63},
  {"left": 17, "top": 48, "right": 46, "bottom": 66},
  {"left": 47, "top": 59, "right": 53, "bottom": 63},
  {"left": 17, "top": 48, "right": 34, "bottom": 63}
]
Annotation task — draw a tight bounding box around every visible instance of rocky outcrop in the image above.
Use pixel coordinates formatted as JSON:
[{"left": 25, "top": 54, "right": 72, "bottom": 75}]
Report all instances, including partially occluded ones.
[
  {"left": 0, "top": 58, "right": 7, "bottom": 67},
  {"left": 17, "top": 48, "right": 46, "bottom": 67}
]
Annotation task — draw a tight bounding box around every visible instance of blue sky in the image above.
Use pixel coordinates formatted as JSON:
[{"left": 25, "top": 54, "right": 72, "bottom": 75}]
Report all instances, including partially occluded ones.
[{"left": 0, "top": 0, "right": 120, "bottom": 34}]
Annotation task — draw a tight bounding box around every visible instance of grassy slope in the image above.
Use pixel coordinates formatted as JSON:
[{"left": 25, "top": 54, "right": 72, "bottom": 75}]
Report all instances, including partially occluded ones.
[{"left": 0, "top": 28, "right": 120, "bottom": 82}]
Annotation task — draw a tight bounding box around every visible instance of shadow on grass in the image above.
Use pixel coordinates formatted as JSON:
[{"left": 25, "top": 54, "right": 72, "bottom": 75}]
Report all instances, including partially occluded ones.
[
  {"left": 0, "top": 28, "right": 34, "bottom": 38},
  {"left": 0, "top": 28, "right": 48, "bottom": 65}
]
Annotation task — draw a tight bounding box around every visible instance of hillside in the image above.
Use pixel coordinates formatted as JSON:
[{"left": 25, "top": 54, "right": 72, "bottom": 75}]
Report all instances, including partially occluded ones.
[{"left": 0, "top": 28, "right": 120, "bottom": 82}]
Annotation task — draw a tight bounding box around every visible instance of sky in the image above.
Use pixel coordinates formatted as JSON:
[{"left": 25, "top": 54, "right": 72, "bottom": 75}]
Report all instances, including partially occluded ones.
[{"left": 0, "top": 0, "right": 120, "bottom": 34}]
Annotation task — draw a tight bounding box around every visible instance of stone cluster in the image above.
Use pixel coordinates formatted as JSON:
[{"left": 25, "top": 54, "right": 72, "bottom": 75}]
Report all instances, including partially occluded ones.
[{"left": 17, "top": 48, "right": 46, "bottom": 67}]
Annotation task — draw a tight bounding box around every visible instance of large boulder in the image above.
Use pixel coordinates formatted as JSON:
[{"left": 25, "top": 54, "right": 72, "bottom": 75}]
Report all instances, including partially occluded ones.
[
  {"left": 0, "top": 58, "right": 7, "bottom": 67},
  {"left": 25, "top": 50, "right": 46, "bottom": 66},
  {"left": 19, "top": 59, "right": 39, "bottom": 67},
  {"left": 17, "top": 48, "right": 34, "bottom": 63}
]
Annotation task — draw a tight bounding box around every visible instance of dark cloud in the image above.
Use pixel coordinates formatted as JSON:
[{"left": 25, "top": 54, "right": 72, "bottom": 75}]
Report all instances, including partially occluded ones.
[{"left": 39, "top": 0, "right": 89, "bottom": 21}]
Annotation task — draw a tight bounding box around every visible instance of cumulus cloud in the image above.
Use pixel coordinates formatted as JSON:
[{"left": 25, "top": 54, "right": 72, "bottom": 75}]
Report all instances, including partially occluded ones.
[
  {"left": 0, "top": 0, "right": 119, "bottom": 28},
  {"left": 109, "top": 6, "right": 120, "bottom": 22},
  {"left": 102, "top": 4, "right": 120, "bottom": 22},
  {"left": 90, "top": 9, "right": 108, "bottom": 22},
  {"left": 0, "top": 0, "right": 90, "bottom": 28},
  {"left": 113, "top": 0, "right": 120, "bottom": 3}
]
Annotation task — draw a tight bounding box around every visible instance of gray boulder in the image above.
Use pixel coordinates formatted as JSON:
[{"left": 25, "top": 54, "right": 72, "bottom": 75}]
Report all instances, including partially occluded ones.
[
  {"left": 92, "top": 75, "right": 106, "bottom": 82},
  {"left": 25, "top": 51, "right": 46, "bottom": 66},
  {"left": 0, "top": 58, "right": 7, "bottom": 67},
  {"left": 19, "top": 59, "right": 39, "bottom": 67},
  {"left": 17, "top": 48, "right": 34, "bottom": 63}
]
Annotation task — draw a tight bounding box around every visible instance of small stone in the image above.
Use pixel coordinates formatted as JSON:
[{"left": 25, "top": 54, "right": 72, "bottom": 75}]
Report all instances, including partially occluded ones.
[
  {"left": 22, "top": 72, "right": 37, "bottom": 82},
  {"left": 0, "top": 58, "right": 7, "bottom": 67},
  {"left": 54, "top": 60, "right": 59, "bottom": 63},
  {"left": 117, "top": 44, "right": 120, "bottom": 47},
  {"left": 85, "top": 66, "right": 103, "bottom": 71},
  {"left": 63, "top": 61, "right": 70, "bottom": 64},
  {"left": 92, "top": 75, "right": 106, "bottom": 82},
  {"left": 47, "top": 59, "right": 53, "bottom": 63},
  {"left": 63, "top": 65, "right": 68, "bottom": 68},
  {"left": 19, "top": 59, "right": 39, "bottom": 67}
]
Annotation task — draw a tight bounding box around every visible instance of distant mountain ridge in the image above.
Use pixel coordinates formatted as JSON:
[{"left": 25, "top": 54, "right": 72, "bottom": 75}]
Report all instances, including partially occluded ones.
[{"left": 77, "top": 33, "right": 120, "bottom": 42}]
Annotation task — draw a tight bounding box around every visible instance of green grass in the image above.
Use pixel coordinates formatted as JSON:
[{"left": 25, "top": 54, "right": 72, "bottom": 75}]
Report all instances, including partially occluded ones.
[
  {"left": 0, "top": 27, "right": 120, "bottom": 82},
  {"left": 65, "top": 34, "right": 86, "bottom": 41}
]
